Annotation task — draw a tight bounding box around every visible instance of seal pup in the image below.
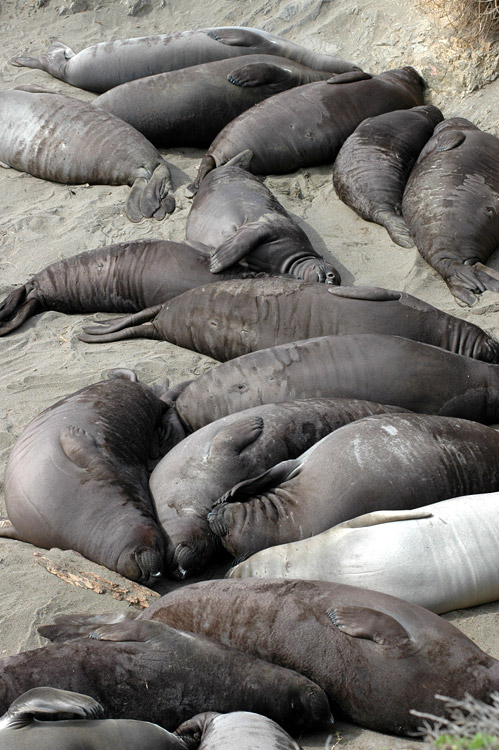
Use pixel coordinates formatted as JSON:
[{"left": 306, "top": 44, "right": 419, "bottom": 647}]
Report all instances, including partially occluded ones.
[
  {"left": 188, "top": 67, "right": 426, "bottom": 192},
  {"left": 149, "top": 398, "right": 409, "bottom": 579},
  {"left": 10, "top": 27, "right": 361, "bottom": 93},
  {"left": 402, "top": 117, "right": 499, "bottom": 305},
  {"left": 228, "top": 492, "right": 499, "bottom": 615},
  {"left": 0, "top": 619, "right": 332, "bottom": 733},
  {"left": 208, "top": 413, "right": 499, "bottom": 559},
  {"left": 79, "top": 276, "right": 499, "bottom": 363},
  {"left": 185, "top": 151, "right": 340, "bottom": 281},
  {"left": 175, "top": 711, "right": 303, "bottom": 750},
  {"left": 139, "top": 578, "right": 499, "bottom": 735},
  {"left": 0, "top": 370, "right": 176, "bottom": 584},
  {"left": 158, "top": 334, "right": 499, "bottom": 436},
  {"left": 332, "top": 105, "right": 444, "bottom": 247},
  {"left": 0, "top": 687, "right": 187, "bottom": 750},
  {"left": 0, "top": 86, "right": 175, "bottom": 222},
  {"left": 93, "top": 56, "right": 332, "bottom": 147},
  {"left": 0, "top": 239, "right": 254, "bottom": 337}
]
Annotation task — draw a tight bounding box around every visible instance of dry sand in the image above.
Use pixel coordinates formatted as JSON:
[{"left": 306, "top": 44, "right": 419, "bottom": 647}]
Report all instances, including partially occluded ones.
[{"left": 0, "top": 0, "right": 498, "bottom": 747}]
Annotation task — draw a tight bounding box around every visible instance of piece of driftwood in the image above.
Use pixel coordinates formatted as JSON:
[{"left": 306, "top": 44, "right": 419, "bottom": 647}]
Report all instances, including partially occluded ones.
[{"left": 33, "top": 549, "right": 159, "bottom": 609}]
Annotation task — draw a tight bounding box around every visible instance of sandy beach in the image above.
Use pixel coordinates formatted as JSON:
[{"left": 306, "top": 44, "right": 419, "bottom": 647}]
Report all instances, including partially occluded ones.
[{"left": 0, "top": 0, "right": 498, "bottom": 747}]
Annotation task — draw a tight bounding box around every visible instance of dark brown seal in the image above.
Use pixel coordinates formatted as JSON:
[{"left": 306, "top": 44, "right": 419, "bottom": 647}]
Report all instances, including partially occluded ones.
[
  {"left": 0, "top": 619, "right": 333, "bottom": 733},
  {"left": 188, "top": 67, "right": 426, "bottom": 192},
  {"left": 185, "top": 151, "right": 340, "bottom": 280},
  {"left": 0, "top": 86, "right": 175, "bottom": 222},
  {"left": 139, "top": 578, "right": 499, "bottom": 735},
  {"left": 0, "top": 370, "right": 175, "bottom": 584},
  {"left": 79, "top": 276, "right": 499, "bottom": 363},
  {"left": 0, "top": 239, "right": 253, "bottom": 337},
  {"left": 93, "top": 56, "right": 332, "bottom": 147},
  {"left": 208, "top": 413, "right": 499, "bottom": 559},
  {"left": 402, "top": 117, "right": 499, "bottom": 305},
  {"left": 332, "top": 105, "right": 444, "bottom": 247},
  {"left": 10, "top": 27, "right": 361, "bottom": 93}
]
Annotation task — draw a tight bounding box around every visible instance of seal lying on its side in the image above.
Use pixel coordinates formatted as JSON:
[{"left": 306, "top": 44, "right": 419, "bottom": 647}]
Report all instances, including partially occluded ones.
[
  {"left": 175, "top": 711, "right": 303, "bottom": 750},
  {"left": 332, "top": 105, "right": 443, "bottom": 247},
  {"left": 186, "top": 151, "right": 340, "bottom": 281},
  {"left": 80, "top": 276, "right": 499, "bottom": 363},
  {"left": 228, "top": 492, "right": 499, "bottom": 615},
  {"left": 0, "top": 239, "right": 253, "bottom": 337},
  {"left": 0, "top": 619, "right": 332, "bottom": 733},
  {"left": 139, "top": 579, "right": 499, "bottom": 735},
  {"left": 188, "top": 67, "right": 426, "bottom": 192},
  {"left": 209, "top": 413, "right": 499, "bottom": 559},
  {"left": 0, "top": 687, "right": 187, "bottom": 750},
  {"left": 0, "top": 370, "right": 176, "bottom": 584},
  {"left": 10, "top": 26, "right": 361, "bottom": 93},
  {"left": 149, "top": 398, "right": 409, "bottom": 579},
  {"left": 402, "top": 118, "right": 499, "bottom": 305},
  {"left": 159, "top": 333, "right": 499, "bottom": 437},
  {"left": 0, "top": 86, "right": 175, "bottom": 222},
  {"left": 93, "top": 56, "right": 332, "bottom": 147}
]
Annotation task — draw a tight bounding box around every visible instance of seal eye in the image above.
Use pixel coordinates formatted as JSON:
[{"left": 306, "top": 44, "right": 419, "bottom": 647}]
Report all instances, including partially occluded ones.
[{"left": 485, "top": 206, "right": 496, "bottom": 217}]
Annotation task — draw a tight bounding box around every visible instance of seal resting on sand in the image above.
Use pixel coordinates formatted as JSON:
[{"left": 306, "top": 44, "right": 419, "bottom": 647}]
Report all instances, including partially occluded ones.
[
  {"left": 0, "top": 85, "right": 175, "bottom": 222},
  {"left": 10, "top": 26, "right": 361, "bottom": 93}
]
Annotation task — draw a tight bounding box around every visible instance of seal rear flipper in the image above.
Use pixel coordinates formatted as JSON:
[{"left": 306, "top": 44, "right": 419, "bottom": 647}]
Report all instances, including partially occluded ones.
[
  {"left": 186, "top": 154, "right": 217, "bottom": 197},
  {"left": 228, "top": 62, "right": 296, "bottom": 87},
  {"left": 210, "top": 222, "right": 274, "bottom": 272},
  {"left": 446, "top": 261, "right": 499, "bottom": 306},
  {"left": 59, "top": 425, "right": 101, "bottom": 469},
  {"left": 79, "top": 305, "right": 163, "bottom": 343},
  {"left": 2, "top": 687, "right": 103, "bottom": 728},
  {"left": 328, "top": 286, "right": 402, "bottom": 302},
  {"left": 326, "top": 70, "right": 372, "bottom": 84},
  {"left": 327, "top": 605, "right": 413, "bottom": 649},
  {"left": 126, "top": 165, "right": 175, "bottom": 223},
  {"left": 0, "top": 286, "right": 42, "bottom": 336},
  {"left": 38, "top": 612, "right": 133, "bottom": 643},
  {"left": 9, "top": 41, "right": 75, "bottom": 80},
  {"left": 209, "top": 416, "right": 264, "bottom": 457}
]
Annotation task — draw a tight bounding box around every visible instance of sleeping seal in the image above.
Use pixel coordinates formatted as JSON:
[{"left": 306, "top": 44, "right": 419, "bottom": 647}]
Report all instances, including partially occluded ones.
[
  {"left": 402, "top": 117, "right": 499, "bottom": 305},
  {"left": 175, "top": 711, "right": 302, "bottom": 750},
  {"left": 208, "top": 413, "right": 499, "bottom": 559},
  {"left": 10, "top": 26, "right": 361, "bottom": 93},
  {"left": 228, "top": 492, "right": 499, "bottom": 615},
  {"left": 0, "top": 86, "right": 175, "bottom": 222}
]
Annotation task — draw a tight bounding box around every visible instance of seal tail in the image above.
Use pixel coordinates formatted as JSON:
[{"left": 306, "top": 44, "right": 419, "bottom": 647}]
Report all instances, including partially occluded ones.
[
  {"left": 0, "top": 286, "right": 42, "bottom": 336},
  {"left": 79, "top": 305, "right": 163, "bottom": 344},
  {"left": 10, "top": 41, "right": 75, "bottom": 81},
  {"left": 126, "top": 164, "right": 176, "bottom": 223}
]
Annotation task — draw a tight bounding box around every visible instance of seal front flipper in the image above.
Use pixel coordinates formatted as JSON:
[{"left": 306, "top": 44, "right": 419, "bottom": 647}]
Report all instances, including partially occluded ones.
[
  {"left": 207, "top": 28, "right": 266, "bottom": 47},
  {"left": 327, "top": 605, "right": 413, "bottom": 649},
  {"left": 216, "top": 458, "right": 301, "bottom": 504},
  {"left": 0, "top": 518, "right": 23, "bottom": 541},
  {"left": 209, "top": 416, "right": 264, "bottom": 457},
  {"left": 38, "top": 612, "right": 132, "bottom": 643},
  {"left": 89, "top": 619, "right": 167, "bottom": 643},
  {"left": 374, "top": 208, "right": 414, "bottom": 248},
  {"left": 228, "top": 62, "right": 297, "bottom": 87},
  {"left": 186, "top": 154, "right": 217, "bottom": 197},
  {"left": 9, "top": 41, "right": 75, "bottom": 80},
  {"left": 1, "top": 687, "right": 103, "bottom": 729},
  {"left": 59, "top": 425, "right": 101, "bottom": 469},
  {"left": 338, "top": 508, "right": 433, "bottom": 530},
  {"left": 79, "top": 305, "right": 163, "bottom": 343},
  {"left": 326, "top": 70, "right": 372, "bottom": 84},
  {"left": 210, "top": 222, "right": 274, "bottom": 272},
  {"left": 328, "top": 286, "right": 402, "bottom": 302}
]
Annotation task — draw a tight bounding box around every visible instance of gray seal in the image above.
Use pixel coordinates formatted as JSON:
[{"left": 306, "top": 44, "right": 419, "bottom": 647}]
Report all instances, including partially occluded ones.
[
  {"left": 140, "top": 578, "right": 499, "bottom": 736},
  {"left": 0, "top": 687, "right": 187, "bottom": 750},
  {"left": 228, "top": 492, "right": 499, "bottom": 615},
  {"left": 402, "top": 117, "right": 499, "bottom": 305},
  {"left": 208, "top": 413, "right": 499, "bottom": 559},
  {"left": 188, "top": 67, "right": 426, "bottom": 192},
  {"left": 93, "top": 56, "right": 332, "bottom": 147},
  {"left": 0, "top": 370, "right": 175, "bottom": 584},
  {"left": 0, "top": 86, "right": 175, "bottom": 222},
  {"left": 175, "top": 711, "right": 303, "bottom": 750},
  {"left": 79, "top": 276, "right": 499, "bottom": 363},
  {"left": 10, "top": 26, "right": 361, "bottom": 93},
  {"left": 332, "top": 105, "right": 443, "bottom": 247}
]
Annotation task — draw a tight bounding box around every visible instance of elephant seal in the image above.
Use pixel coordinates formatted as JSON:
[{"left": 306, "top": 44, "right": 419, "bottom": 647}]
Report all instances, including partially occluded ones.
[
  {"left": 0, "top": 239, "right": 254, "bottom": 337},
  {"left": 79, "top": 276, "right": 499, "bottom": 363},
  {"left": 148, "top": 398, "right": 408, "bottom": 579},
  {"left": 188, "top": 67, "right": 426, "bottom": 192},
  {"left": 0, "top": 86, "right": 175, "bottom": 222},
  {"left": 175, "top": 711, "right": 302, "bottom": 750},
  {"left": 0, "top": 619, "right": 332, "bottom": 733},
  {"left": 402, "top": 117, "right": 499, "bottom": 305},
  {"left": 0, "top": 370, "right": 176, "bottom": 584},
  {"left": 332, "top": 105, "right": 444, "bottom": 247},
  {"left": 228, "top": 492, "right": 499, "bottom": 615},
  {"left": 139, "top": 578, "right": 499, "bottom": 735},
  {"left": 0, "top": 687, "right": 187, "bottom": 750},
  {"left": 159, "top": 333, "right": 499, "bottom": 436},
  {"left": 186, "top": 151, "right": 340, "bottom": 280},
  {"left": 10, "top": 27, "right": 361, "bottom": 93},
  {"left": 93, "top": 56, "right": 332, "bottom": 147},
  {"left": 209, "top": 413, "right": 499, "bottom": 558}
]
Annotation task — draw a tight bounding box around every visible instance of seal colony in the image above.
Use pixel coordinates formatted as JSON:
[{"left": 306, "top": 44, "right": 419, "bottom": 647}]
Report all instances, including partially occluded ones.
[{"left": 2, "top": 3, "right": 499, "bottom": 750}]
